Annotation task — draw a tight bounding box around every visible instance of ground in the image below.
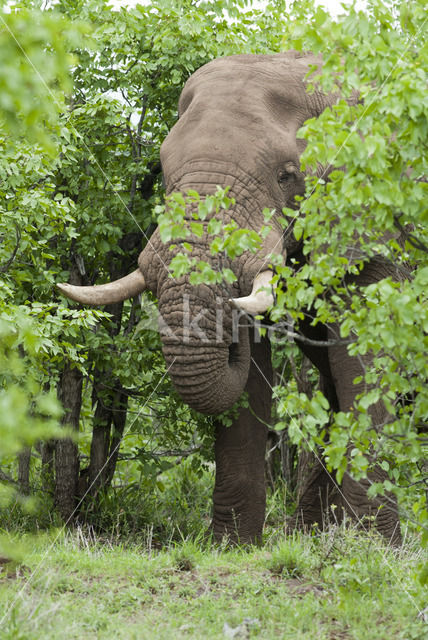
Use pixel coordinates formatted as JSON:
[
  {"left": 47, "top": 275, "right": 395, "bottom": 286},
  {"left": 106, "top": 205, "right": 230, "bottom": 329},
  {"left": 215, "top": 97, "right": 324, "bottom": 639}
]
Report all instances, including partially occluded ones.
[{"left": 0, "top": 525, "right": 426, "bottom": 639}]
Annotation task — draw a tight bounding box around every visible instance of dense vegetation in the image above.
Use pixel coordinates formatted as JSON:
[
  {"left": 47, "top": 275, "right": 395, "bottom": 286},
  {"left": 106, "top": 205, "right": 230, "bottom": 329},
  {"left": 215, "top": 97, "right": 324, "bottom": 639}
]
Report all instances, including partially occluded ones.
[{"left": 0, "top": 0, "right": 426, "bottom": 628}]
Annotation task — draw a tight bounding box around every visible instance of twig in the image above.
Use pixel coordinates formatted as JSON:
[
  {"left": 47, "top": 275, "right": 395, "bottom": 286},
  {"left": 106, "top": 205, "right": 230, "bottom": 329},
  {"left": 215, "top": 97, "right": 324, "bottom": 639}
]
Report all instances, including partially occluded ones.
[
  {"left": 242, "top": 317, "right": 356, "bottom": 347},
  {"left": 118, "top": 445, "right": 202, "bottom": 461},
  {"left": 394, "top": 215, "right": 428, "bottom": 254}
]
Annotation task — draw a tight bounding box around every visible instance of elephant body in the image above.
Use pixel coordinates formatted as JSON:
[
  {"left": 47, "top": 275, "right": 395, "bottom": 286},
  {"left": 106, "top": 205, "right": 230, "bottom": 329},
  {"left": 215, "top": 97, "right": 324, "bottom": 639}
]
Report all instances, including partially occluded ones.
[{"left": 59, "top": 52, "right": 403, "bottom": 544}]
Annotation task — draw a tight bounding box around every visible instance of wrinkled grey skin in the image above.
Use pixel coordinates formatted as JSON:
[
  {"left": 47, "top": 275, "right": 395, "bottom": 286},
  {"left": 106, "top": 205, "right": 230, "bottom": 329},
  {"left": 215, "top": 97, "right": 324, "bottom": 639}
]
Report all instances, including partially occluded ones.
[{"left": 137, "top": 52, "right": 402, "bottom": 545}]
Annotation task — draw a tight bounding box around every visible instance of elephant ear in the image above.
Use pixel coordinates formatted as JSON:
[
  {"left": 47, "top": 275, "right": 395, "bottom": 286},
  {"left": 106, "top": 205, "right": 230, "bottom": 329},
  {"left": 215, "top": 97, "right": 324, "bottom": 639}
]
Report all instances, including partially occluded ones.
[
  {"left": 57, "top": 269, "right": 147, "bottom": 305},
  {"left": 230, "top": 270, "right": 275, "bottom": 315}
]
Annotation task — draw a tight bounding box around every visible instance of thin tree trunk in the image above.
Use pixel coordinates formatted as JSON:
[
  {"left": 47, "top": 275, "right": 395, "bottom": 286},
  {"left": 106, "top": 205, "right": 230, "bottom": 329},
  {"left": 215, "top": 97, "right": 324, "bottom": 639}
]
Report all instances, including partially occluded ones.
[
  {"left": 36, "top": 382, "right": 56, "bottom": 496},
  {"left": 293, "top": 355, "right": 317, "bottom": 500},
  {"left": 105, "top": 387, "right": 128, "bottom": 487},
  {"left": 86, "top": 246, "right": 140, "bottom": 498},
  {"left": 55, "top": 362, "right": 83, "bottom": 522},
  {"left": 54, "top": 247, "right": 84, "bottom": 522},
  {"left": 39, "top": 440, "right": 55, "bottom": 494},
  {"left": 267, "top": 356, "right": 309, "bottom": 492},
  {"left": 88, "top": 375, "right": 113, "bottom": 494},
  {"left": 18, "top": 447, "right": 31, "bottom": 495},
  {"left": 290, "top": 359, "right": 343, "bottom": 531},
  {"left": 88, "top": 381, "right": 129, "bottom": 495}
]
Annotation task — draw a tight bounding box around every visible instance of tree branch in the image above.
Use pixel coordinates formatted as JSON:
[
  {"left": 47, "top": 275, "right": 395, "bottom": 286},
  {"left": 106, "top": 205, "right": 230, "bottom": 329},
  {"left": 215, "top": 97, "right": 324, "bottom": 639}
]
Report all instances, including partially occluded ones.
[
  {"left": 0, "top": 224, "right": 21, "bottom": 273},
  {"left": 118, "top": 445, "right": 202, "bottom": 461},
  {"left": 240, "top": 317, "right": 356, "bottom": 347},
  {"left": 394, "top": 215, "right": 428, "bottom": 254}
]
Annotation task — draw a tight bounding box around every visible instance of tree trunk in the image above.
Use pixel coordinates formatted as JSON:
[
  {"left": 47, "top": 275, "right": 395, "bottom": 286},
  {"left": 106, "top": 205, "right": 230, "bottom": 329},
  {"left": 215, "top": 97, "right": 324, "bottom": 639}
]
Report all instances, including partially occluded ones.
[
  {"left": 55, "top": 362, "right": 83, "bottom": 522},
  {"left": 268, "top": 355, "right": 311, "bottom": 494},
  {"left": 105, "top": 387, "right": 128, "bottom": 487},
  {"left": 18, "top": 447, "right": 31, "bottom": 495},
  {"left": 293, "top": 355, "right": 318, "bottom": 500},
  {"left": 88, "top": 379, "right": 129, "bottom": 495},
  {"left": 39, "top": 440, "right": 55, "bottom": 495},
  {"left": 86, "top": 248, "right": 139, "bottom": 499},
  {"left": 88, "top": 374, "right": 113, "bottom": 495},
  {"left": 289, "top": 359, "right": 344, "bottom": 530}
]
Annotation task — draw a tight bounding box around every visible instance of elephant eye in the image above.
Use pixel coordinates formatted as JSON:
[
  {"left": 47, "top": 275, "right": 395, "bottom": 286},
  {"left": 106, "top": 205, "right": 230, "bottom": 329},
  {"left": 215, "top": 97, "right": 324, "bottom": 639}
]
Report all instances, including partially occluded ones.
[{"left": 277, "top": 164, "right": 298, "bottom": 190}]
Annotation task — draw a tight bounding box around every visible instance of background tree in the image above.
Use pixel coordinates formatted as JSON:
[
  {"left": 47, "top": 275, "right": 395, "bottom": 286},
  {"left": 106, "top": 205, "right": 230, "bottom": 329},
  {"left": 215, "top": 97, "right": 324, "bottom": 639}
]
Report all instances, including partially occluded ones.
[{"left": 0, "top": 1, "right": 91, "bottom": 557}]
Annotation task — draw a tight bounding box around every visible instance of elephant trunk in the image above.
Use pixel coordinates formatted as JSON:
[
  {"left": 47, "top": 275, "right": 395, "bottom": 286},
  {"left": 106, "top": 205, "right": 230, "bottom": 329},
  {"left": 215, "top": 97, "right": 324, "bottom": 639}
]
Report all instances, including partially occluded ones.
[{"left": 157, "top": 282, "right": 251, "bottom": 415}]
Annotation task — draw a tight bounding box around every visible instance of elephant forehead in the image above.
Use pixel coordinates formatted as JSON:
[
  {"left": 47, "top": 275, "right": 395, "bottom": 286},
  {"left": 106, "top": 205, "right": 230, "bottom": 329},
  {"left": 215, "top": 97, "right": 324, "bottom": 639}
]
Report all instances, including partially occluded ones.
[
  {"left": 163, "top": 62, "right": 313, "bottom": 175},
  {"left": 180, "top": 53, "right": 321, "bottom": 117},
  {"left": 187, "top": 52, "right": 321, "bottom": 85}
]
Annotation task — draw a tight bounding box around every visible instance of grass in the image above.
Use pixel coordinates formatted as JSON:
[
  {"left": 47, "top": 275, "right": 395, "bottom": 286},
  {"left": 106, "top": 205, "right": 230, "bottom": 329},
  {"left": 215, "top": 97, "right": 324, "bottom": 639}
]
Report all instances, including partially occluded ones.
[{"left": 0, "top": 525, "right": 426, "bottom": 640}]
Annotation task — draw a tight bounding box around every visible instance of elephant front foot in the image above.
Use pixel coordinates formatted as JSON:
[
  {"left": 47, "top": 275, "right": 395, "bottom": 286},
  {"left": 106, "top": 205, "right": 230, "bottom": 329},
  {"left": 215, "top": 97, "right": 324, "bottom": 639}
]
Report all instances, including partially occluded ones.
[
  {"left": 289, "top": 455, "right": 402, "bottom": 546},
  {"left": 211, "top": 509, "right": 265, "bottom": 546},
  {"left": 212, "top": 479, "right": 266, "bottom": 545},
  {"left": 341, "top": 472, "right": 402, "bottom": 546}
]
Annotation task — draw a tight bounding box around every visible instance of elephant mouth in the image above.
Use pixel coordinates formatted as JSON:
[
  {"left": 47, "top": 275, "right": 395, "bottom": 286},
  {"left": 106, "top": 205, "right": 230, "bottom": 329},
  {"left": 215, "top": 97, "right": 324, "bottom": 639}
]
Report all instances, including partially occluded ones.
[{"left": 228, "top": 340, "right": 241, "bottom": 365}]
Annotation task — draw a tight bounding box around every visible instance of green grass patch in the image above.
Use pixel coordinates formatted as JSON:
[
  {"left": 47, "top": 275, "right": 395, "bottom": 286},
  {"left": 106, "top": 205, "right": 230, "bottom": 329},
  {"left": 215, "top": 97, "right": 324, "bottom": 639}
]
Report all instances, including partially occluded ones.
[{"left": 0, "top": 526, "right": 426, "bottom": 640}]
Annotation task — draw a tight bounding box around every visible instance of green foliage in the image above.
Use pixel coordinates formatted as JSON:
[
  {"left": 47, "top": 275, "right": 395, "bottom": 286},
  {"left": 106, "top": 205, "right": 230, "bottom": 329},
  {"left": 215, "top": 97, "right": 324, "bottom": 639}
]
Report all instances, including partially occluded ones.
[
  {"left": 269, "top": 0, "right": 428, "bottom": 539},
  {"left": 0, "top": 2, "right": 87, "bottom": 149},
  {"left": 0, "top": 308, "right": 62, "bottom": 523},
  {"left": 266, "top": 536, "right": 314, "bottom": 577},
  {"left": 157, "top": 187, "right": 269, "bottom": 285},
  {"left": 76, "top": 458, "right": 214, "bottom": 544},
  {"left": 2, "top": 0, "right": 426, "bottom": 569},
  {"left": 0, "top": 3, "right": 90, "bottom": 522}
]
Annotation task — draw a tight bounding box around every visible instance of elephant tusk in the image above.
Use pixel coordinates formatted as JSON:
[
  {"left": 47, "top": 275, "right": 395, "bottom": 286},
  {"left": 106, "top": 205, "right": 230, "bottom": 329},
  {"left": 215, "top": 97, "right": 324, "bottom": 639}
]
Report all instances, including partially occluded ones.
[
  {"left": 229, "top": 270, "right": 275, "bottom": 315},
  {"left": 57, "top": 268, "right": 147, "bottom": 305}
]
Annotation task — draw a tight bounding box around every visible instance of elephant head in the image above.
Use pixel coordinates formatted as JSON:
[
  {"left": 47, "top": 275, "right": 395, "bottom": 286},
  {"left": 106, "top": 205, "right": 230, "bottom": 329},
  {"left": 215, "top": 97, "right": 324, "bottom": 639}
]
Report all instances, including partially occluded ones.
[{"left": 58, "top": 52, "right": 336, "bottom": 415}]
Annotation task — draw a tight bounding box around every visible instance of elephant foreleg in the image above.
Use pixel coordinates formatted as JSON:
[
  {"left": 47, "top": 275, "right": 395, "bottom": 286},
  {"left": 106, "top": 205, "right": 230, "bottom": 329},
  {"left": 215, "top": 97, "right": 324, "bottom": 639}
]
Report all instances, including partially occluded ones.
[
  {"left": 212, "top": 331, "right": 272, "bottom": 544},
  {"left": 328, "top": 323, "right": 402, "bottom": 544},
  {"left": 290, "top": 338, "right": 343, "bottom": 532}
]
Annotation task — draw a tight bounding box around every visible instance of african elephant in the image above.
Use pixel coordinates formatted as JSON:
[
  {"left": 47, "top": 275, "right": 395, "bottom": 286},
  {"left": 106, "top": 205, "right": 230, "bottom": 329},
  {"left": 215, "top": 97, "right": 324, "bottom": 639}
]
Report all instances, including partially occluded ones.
[{"left": 58, "top": 52, "right": 403, "bottom": 545}]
